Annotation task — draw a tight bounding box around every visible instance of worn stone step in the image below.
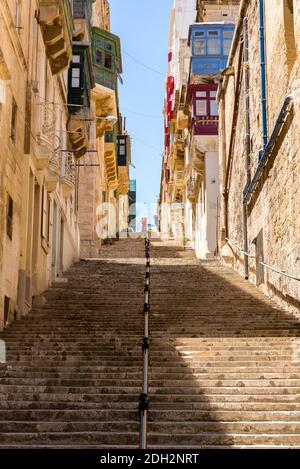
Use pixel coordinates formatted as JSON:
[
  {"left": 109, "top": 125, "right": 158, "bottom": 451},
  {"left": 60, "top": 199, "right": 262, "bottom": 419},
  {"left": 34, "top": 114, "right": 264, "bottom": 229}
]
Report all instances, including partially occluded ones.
[
  {"left": 1, "top": 420, "right": 300, "bottom": 434},
  {"left": 1, "top": 400, "right": 300, "bottom": 412},
  {"left": 2, "top": 371, "right": 300, "bottom": 380},
  {"left": 147, "top": 433, "right": 300, "bottom": 447},
  {"left": 2, "top": 377, "right": 300, "bottom": 388},
  {"left": 0, "top": 409, "right": 299, "bottom": 422},
  {"left": 0, "top": 431, "right": 300, "bottom": 447}
]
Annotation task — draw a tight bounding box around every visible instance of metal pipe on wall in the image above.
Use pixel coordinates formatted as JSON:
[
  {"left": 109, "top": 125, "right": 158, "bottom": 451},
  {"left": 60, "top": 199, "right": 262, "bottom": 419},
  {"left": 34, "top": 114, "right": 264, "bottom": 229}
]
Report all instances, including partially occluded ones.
[
  {"left": 242, "top": 17, "right": 251, "bottom": 280},
  {"left": 259, "top": 0, "right": 268, "bottom": 153}
]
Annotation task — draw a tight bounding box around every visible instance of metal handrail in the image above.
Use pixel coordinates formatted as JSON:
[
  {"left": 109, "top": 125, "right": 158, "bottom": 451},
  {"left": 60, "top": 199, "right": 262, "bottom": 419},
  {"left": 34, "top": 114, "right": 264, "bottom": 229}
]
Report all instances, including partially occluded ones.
[
  {"left": 226, "top": 238, "right": 256, "bottom": 258},
  {"left": 226, "top": 238, "right": 300, "bottom": 281},
  {"left": 260, "top": 262, "right": 300, "bottom": 282},
  {"left": 139, "top": 238, "right": 151, "bottom": 449}
]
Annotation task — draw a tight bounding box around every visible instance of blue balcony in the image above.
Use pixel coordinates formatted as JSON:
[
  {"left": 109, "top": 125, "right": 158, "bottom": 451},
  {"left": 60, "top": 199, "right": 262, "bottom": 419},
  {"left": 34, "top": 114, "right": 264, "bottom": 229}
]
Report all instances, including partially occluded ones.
[{"left": 188, "top": 23, "right": 235, "bottom": 77}]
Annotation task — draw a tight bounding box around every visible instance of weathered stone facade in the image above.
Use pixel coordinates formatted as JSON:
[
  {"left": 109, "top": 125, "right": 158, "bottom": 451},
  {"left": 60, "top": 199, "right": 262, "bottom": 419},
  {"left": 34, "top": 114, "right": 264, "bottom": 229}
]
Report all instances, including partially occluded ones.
[
  {"left": 219, "top": 0, "right": 300, "bottom": 313},
  {"left": 0, "top": 1, "right": 130, "bottom": 329}
]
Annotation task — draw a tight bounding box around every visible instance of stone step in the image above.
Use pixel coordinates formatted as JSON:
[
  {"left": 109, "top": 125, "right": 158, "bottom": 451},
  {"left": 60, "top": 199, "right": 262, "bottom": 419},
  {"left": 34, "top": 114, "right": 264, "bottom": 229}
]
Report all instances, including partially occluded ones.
[
  {"left": 1, "top": 420, "right": 300, "bottom": 434},
  {"left": 0, "top": 400, "right": 300, "bottom": 412},
  {"left": 2, "top": 377, "right": 300, "bottom": 387},
  {"left": 0, "top": 409, "right": 299, "bottom": 422},
  {"left": 1, "top": 392, "right": 299, "bottom": 404},
  {"left": 0, "top": 431, "right": 300, "bottom": 447},
  {"left": 3, "top": 365, "right": 300, "bottom": 374},
  {"left": 2, "top": 371, "right": 300, "bottom": 380}
]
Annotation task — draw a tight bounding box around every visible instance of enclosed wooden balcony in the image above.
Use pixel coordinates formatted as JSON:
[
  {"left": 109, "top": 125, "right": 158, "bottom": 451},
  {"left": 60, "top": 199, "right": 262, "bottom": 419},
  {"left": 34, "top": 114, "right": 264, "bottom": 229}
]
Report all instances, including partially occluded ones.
[
  {"left": 104, "top": 132, "right": 118, "bottom": 190},
  {"left": 38, "top": 0, "right": 73, "bottom": 75}
]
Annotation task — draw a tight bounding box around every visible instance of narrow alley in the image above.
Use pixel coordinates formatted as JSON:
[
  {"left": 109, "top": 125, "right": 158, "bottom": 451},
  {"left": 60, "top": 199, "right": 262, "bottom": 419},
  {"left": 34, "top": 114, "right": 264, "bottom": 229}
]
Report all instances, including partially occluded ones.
[{"left": 1, "top": 239, "right": 300, "bottom": 449}]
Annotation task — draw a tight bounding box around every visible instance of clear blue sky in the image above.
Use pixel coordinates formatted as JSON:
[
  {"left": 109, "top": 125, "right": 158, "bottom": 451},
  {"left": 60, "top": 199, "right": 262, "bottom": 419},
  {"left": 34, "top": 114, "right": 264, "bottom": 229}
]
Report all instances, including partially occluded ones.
[{"left": 109, "top": 0, "right": 173, "bottom": 217}]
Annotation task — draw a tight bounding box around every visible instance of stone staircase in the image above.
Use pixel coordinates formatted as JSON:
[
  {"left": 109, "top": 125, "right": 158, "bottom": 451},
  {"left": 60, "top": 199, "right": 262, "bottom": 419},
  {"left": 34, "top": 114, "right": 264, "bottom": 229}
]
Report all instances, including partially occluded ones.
[{"left": 0, "top": 238, "right": 300, "bottom": 448}]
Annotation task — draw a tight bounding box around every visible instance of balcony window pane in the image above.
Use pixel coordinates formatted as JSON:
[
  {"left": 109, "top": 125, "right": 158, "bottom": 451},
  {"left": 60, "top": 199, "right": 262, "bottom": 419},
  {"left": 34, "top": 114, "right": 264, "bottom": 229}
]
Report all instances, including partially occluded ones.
[
  {"left": 210, "top": 99, "right": 218, "bottom": 116},
  {"left": 208, "top": 39, "right": 221, "bottom": 55},
  {"left": 72, "top": 68, "right": 80, "bottom": 78},
  {"left": 119, "top": 145, "right": 126, "bottom": 155},
  {"left": 223, "top": 31, "right": 234, "bottom": 39},
  {"left": 209, "top": 91, "right": 217, "bottom": 98},
  {"left": 73, "top": 55, "right": 80, "bottom": 63},
  {"left": 96, "top": 50, "right": 102, "bottom": 65},
  {"left": 223, "top": 39, "right": 232, "bottom": 55},
  {"left": 194, "top": 39, "right": 206, "bottom": 55},
  {"left": 72, "top": 78, "right": 80, "bottom": 88},
  {"left": 208, "top": 31, "right": 219, "bottom": 36},
  {"left": 196, "top": 100, "right": 207, "bottom": 116},
  {"left": 105, "top": 54, "right": 112, "bottom": 69},
  {"left": 196, "top": 91, "right": 206, "bottom": 98},
  {"left": 195, "top": 31, "right": 204, "bottom": 37}
]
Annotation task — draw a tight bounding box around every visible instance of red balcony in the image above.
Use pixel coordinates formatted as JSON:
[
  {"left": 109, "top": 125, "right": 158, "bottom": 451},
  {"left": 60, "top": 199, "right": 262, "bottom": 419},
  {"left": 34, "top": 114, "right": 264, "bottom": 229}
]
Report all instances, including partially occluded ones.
[{"left": 188, "top": 83, "right": 219, "bottom": 136}]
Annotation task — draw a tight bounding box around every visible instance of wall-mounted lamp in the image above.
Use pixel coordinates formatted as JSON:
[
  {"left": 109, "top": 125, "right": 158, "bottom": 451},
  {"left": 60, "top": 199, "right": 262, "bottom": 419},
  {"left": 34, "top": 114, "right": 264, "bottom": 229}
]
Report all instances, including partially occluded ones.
[{"left": 96, "top": 115, "right": 118, "bottom": 124}]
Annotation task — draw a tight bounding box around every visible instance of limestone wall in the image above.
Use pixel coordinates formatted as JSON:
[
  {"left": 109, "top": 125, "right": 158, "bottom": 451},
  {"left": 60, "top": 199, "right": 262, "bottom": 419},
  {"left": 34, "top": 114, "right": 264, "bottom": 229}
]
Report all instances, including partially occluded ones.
[{"left": 219, "top": 0, "right": 300, "bottom": 313}]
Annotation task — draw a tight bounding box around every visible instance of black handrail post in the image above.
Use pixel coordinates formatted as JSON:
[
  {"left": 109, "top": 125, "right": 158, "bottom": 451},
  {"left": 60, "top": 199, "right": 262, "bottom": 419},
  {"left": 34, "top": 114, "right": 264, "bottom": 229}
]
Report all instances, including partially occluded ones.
[{"left": 139, "top": 237, "right": 151, "bottom": 449}]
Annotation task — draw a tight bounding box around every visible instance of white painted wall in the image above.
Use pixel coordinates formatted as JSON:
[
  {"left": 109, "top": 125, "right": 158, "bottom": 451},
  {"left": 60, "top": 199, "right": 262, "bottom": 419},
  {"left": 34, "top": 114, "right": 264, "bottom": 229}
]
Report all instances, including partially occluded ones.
[{"left": 195, "top": 152, "right": 219, "bottom": 259}]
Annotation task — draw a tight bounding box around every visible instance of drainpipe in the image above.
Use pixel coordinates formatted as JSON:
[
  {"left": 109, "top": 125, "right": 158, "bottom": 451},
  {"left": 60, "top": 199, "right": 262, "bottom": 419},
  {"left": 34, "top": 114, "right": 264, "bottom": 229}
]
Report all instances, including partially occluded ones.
[
  {"left": 242, "top": 17, "right": 251, "bottom": 280},
  {"left": 259, "top": 0, "right": 268, "bottom": 153}
]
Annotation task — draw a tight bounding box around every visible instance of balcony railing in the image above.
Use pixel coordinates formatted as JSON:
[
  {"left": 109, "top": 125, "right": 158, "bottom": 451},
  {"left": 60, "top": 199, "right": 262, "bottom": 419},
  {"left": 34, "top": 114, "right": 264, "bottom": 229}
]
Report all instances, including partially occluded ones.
[{"left": 62, "top": 151, "right": 76, "bottom": 184}]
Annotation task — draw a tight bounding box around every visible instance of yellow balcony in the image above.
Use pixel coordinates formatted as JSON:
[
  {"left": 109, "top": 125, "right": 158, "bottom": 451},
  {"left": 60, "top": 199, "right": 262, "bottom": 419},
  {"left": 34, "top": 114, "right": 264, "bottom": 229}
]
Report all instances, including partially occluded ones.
[
  {"left": 118, "top": 166, "right": 130, "bottom": 196},
  {"left": 92, "top": 84, "right": 118, "bottom": 138},
  {"left": 67, "top": 114, "right": 89, "bottom": 158},
  {"left": 38, "top": 0, "right": 73, "bottom": 75},
  {"left": 104, "top": 142, "right": 118, "bottom": 190},
  {"left": 177, "top": 110, "right": 189, "bottom": 130}
]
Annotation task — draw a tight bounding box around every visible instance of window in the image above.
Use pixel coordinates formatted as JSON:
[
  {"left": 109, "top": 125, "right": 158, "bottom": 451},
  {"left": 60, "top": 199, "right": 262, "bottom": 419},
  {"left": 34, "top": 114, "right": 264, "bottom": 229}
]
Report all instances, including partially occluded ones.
[
  {"left": 72, "top": 0, "right": 86, "bottom": 19},
  {"left": 118, "top": 136, "right": 127, "bottom": 166},
  {"left": 71, "top": 68, "right": 80, "bottom": 88},
  {"left": 210, "top": 100, "right": 218, "bottom": 116},
  {"left": 208, "top": 31, "right": 219, "bottom": 37},
  {"left": 196, "top": 100, "right": 207, "bottom": 116},
  {"left": 194, "top": 88, "right": 219, "bottom": 118},
  {"left": 6, "top": 195, "right": 13, "bottom": 240},
  {"left": 73, "top": 55, "right": 81, "bottom": 64},
  {"left": 105, "top": 54, "right": 112, "bottom": 69},
  {"left": 208, "top": 38, "right": 221, "bottom": 55},
  {"left": 69, "top": 55, "right": 83, "bottom": 89},
  {"left": 223, "top": 31, "right": 234, "bottom": 39},
  {"left": 223, "top": 40, "right": 232, "bottom": 56},
  {"left": 10, "top": 97, "right": 17, "bottom": 143},
  {"left": 119, "top": 139, "right": 126, "bottom": 155},
  {"left": 96, "top": 50, "right": 103, "bottom": 65},
  {"left": 194, "top": 39, "right": 206, "bottom": 55}
]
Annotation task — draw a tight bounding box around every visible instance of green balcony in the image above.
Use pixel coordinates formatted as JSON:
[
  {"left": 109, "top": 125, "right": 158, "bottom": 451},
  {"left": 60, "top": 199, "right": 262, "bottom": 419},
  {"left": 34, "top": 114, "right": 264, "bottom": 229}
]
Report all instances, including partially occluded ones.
[{"left": 92, "top": 27, "right": 122, "bottom": 91}]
